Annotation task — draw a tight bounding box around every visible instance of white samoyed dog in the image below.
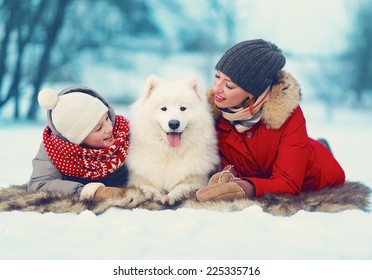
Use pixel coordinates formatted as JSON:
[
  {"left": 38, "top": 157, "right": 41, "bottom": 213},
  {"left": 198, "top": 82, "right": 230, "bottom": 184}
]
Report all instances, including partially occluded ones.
[{"left": 126, "top": 75, "right": 220, "bottom": 205}]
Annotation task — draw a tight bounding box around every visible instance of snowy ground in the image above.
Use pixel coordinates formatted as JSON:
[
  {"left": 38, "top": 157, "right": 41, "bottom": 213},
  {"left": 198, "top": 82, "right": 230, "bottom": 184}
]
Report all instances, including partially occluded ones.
[{"left": 1, "top": 101, "right": 371, "bottom": 261}]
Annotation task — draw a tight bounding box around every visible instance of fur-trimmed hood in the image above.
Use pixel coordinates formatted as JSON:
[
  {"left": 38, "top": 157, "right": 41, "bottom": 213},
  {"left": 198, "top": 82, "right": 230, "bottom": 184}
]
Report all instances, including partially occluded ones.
[
  {"left": 261, "top": 71, "right": 301, "bottom": 129},
  {"left": 208, "top": 70, "right": 301, "bottom": 130}
]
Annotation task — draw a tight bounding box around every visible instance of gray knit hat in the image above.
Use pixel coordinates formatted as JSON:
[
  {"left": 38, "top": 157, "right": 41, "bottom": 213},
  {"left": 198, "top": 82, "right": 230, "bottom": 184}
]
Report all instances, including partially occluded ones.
[{"left": 215, "top": 39, "right": 286, "bottom": 98}]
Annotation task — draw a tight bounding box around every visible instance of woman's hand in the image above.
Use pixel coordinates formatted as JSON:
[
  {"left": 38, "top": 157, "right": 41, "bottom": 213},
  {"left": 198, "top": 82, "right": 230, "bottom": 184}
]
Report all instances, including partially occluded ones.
[
  {"left": 198, "top": 165, "right": 255, "bottom": 201},
  {"left": 208, "top": 165, "right": 238, "bottom": 185},
  {"left": 196, "top": 179, "right": 255, "bottom": 202}
]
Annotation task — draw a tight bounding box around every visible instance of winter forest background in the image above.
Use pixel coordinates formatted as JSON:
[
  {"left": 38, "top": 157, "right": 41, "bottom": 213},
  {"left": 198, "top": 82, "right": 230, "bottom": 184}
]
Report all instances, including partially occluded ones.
[
  {"left": 1, "top": 0, "right": 372, "bottom": 121},
  {"left": 1, "top": 0, "right": 372, "bottom": 271}
]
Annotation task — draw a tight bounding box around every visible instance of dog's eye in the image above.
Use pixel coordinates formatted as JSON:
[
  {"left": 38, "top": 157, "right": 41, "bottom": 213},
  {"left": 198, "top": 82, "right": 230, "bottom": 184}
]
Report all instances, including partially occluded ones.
[
  {"left": 180, "top": 107, "right": 187, "bottom": 111},
  {"left": 161, "top": 107, "right": 167, "bottom": 111}
]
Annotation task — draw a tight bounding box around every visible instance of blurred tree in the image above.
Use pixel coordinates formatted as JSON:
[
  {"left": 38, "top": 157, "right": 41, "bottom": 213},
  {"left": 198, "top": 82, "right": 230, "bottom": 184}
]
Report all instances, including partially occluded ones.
[
  {"left": 0, "top": 0, "right": 26, "bottom": 116},
  {"left": 312, "top": 0, "right": 372, "bottom": 109},
  {"left": 27, "top": 0, "right": 161, "bottom": 119},
  {"left": 149, "top": 0, "right": 242, "bottom": 83},
  {"left": 0, "top": 0, "right": 161, "bottom": 120},
  {"left": 0, "top": 0, "right": 72, "bottom": 119},
  {"left": 6, "top": 0, "right": 48, "bottom": 119},
  {"left": 322, "top": 0, "right": 372, "bottom": 108},
  {"left": 172, "top": 0, "right": 237, "bottom": 52},
  {"left": 113, "top": 0, "right": 160, "bottom": 35},
  {"left": 0, "top": 0, "right": 247, "bottom": 120},
  {"left": 344, "top": 0, "right": 372, "bottom": 106},
  {"left": 27, "top": 0, "right": 72, "bottom": 119}
]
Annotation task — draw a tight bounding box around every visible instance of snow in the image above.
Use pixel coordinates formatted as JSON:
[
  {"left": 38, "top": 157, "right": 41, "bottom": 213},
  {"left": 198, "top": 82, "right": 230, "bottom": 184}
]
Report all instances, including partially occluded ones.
[
  {"left": 1, "top": 206, "right": 371, "bottom": 260},
  {"left": 1, "top": 102, "right": 371, "bottom": 265}
]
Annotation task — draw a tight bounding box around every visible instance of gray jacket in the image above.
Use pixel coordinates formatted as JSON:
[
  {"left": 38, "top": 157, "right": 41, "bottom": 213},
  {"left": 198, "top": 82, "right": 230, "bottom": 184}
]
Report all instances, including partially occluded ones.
[{"left": 28, "top": 86, "right": 128, "bottom": 197}]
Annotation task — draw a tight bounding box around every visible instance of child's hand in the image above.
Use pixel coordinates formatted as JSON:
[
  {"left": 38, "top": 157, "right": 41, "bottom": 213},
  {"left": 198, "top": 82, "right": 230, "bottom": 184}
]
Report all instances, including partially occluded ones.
[{"left": 94, "top": 186, "right": 126, "bottom": 201}]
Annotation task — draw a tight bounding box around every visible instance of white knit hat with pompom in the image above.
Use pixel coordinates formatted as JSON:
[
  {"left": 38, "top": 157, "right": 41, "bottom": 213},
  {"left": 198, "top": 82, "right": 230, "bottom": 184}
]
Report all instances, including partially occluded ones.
[{"left": 38, "top": 88, "right": 108, "bottom": 145}]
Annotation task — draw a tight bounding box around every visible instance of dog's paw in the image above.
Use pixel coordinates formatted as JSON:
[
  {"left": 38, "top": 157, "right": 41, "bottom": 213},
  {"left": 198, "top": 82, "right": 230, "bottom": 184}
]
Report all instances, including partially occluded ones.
[
  {"left": 152, "top": 192, "right": 162, "bottom": 202},
  {"left": 161, "top": 195, "right": 176, "bottom": 205},
  {"left": 123, "top": 188, "right": 146, "bottom": 208},
  {"left": 142, "top": 188, "right": 162, "bottom": 202}
]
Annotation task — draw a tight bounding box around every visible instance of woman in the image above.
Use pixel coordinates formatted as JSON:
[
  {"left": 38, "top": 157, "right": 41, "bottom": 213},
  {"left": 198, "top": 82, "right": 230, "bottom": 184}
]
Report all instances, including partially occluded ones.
[{"left": 196, "top": 39, "right": 345, "bottom": 201}]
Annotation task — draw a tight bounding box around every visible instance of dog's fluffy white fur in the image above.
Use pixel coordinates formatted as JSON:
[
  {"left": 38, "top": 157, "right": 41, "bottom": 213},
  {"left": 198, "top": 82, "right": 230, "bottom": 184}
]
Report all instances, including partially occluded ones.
[{"left": 126, "top": 75, "right": 219, "bottom": 204}]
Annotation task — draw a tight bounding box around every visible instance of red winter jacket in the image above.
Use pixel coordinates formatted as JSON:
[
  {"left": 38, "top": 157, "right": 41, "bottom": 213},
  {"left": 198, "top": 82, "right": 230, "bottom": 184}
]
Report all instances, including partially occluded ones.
[{"left": 214, "top": 71, "right": 345, "bottom": 197}]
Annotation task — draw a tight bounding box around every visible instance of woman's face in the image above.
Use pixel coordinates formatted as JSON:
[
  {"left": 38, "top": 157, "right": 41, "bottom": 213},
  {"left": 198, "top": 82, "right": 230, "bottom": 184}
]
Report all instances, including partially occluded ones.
[
  {"left": 212, "top": 70, "right": 254, "bottom": 108},
  {"left": 82, "top": 113, "right": 115, "bottom": 148}
]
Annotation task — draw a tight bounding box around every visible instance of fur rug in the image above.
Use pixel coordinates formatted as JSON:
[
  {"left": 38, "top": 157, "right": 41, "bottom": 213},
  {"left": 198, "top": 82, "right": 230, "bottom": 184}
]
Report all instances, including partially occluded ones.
[{"left": 0, "top": 181, "right": 370, "bottom": 216}]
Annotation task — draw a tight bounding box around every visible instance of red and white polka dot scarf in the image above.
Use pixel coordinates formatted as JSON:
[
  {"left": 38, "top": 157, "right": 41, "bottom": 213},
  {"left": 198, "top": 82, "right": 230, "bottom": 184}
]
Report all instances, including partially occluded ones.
[{"left": 43, "top": 115, "right": 130, "bottom": 180}]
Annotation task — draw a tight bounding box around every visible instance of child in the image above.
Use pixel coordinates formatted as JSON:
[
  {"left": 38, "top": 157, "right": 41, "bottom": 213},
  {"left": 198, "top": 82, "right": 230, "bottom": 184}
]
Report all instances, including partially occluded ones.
[{"left": 28, "top": 86, "right": 130, "bottom": 201}]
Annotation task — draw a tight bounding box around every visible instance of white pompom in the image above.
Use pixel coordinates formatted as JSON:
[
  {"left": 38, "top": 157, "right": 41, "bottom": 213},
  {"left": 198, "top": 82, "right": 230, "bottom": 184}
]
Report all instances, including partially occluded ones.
[{"left": 38, "top": 88, "right": 59, "bottom": 110}]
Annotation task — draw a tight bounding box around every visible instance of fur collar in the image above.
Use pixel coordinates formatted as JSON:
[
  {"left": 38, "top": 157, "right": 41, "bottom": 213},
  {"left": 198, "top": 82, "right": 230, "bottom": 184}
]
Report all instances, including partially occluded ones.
[
  {"left": 261, "top": 71, "right": 301, "bottom": 129},
  {"left": 208, "top": 71, "right": 301, "bottom": 130}
]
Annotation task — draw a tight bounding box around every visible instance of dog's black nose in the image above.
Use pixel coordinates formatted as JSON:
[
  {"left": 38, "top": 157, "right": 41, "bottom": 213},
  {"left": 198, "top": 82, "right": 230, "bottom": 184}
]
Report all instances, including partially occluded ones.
[{"left": 168, "top": 120, "right": 180, "bottom": 130}]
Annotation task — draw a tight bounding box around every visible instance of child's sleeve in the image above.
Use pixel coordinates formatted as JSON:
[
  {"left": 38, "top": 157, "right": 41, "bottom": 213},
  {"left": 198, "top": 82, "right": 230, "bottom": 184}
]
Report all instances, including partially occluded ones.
[{"left": 28, "top": 143, "right": 84, "bottom": 196}]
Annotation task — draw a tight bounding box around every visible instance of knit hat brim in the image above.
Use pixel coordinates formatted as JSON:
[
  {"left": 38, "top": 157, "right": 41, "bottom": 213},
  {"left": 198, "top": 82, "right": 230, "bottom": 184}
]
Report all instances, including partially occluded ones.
[
  {"left": 215, "top": 39, "right": 286, "bottom": 98},
  {"left": 55, "top": 97, "right": 108, "bottom": 145}
]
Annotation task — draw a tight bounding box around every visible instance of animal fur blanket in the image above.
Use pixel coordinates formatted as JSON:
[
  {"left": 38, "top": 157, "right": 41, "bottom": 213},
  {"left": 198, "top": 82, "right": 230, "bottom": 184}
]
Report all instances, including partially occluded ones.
[{"left": 0, "top": 181, "right": 370, "bottom": 216}]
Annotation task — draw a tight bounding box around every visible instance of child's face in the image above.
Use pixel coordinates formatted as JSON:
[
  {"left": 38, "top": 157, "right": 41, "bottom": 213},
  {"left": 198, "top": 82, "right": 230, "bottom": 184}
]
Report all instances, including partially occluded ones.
[{"left": 82, "top": 113, "right": 115, "bottom": 148}]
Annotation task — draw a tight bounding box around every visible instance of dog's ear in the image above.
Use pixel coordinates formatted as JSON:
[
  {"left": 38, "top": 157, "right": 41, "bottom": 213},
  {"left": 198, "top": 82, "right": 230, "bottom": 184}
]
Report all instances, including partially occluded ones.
[
  {"left": 142, "top": 74, "right": 160, "bottom": 99},
  {"left": 185, "top": 76, "right": 203, "bottom": 101}
]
